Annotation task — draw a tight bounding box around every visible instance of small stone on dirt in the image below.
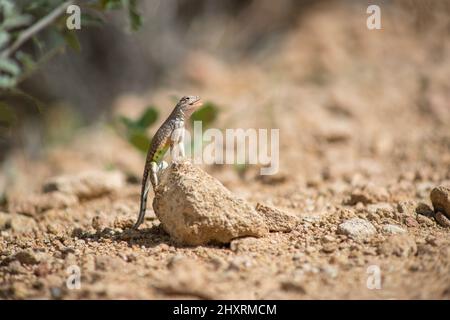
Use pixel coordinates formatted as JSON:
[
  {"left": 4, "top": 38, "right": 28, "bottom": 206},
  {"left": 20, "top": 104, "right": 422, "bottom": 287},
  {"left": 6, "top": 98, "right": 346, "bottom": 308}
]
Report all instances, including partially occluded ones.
[
  {"left": 415, "top": 202, "right": 434, "bottom": 217},
  {"left": 382, "top": 224, "right": 406, "bottom": 235},
  {"left": 13, "top": 250, "right": 40, "bottom": 265},
  {"left": 255, "top": 203, "right": 300, "bottom": 232},
  {"left": 397, "top": 200, "right": 417, "bottom": 217},
  {"left": 430, "top": 186, "right": 450, "bottom": 218},
  {"left": 0, "top": 212, "right": 37, "bottom": 234},
  {"left": 337, "top": 218, "right": 376, "bottom": 241},
  {"left": 42, "top": 170, "right": 126, "bottom": 199},
  {"left": 344, "top": 185, "right": 389, "bottom": 205},
  {"left": 416, "top": 214, "right": 435, "bottom": 226},
  {"left": 435, "top": 211, "right": 450, "bottom": 228},
  {"left": 9, "top": 192, "right": 78, "bottom": 216}
]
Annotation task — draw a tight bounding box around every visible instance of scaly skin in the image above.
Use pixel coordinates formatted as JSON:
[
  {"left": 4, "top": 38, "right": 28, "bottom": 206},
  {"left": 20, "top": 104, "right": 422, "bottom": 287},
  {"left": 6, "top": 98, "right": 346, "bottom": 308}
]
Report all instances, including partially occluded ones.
[{"left": 133, "top": 95, "right": 202, "bottom": 229}]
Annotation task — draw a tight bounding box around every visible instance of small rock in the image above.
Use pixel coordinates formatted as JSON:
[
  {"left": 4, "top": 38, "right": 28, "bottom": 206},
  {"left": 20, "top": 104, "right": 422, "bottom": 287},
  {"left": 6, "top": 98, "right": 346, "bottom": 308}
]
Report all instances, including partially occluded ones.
[
  {"left": 43, "top": 170, "right": 126, "bottom": 199},
  {"left": 153, "top": 161, "right": 268, "bottom": 245},
  {"left": 415, "top": 202, "right": 434, "bottom": 217},
  {"left": 379, "top": 234, "right": 417, "bottom": 257},
  {"left": 397, "top": 200, "right": 417, "bottom": 217},
  {"left": 0, "top": 212, "right": 37, "bottom": 234},
  {"left": 321, "top": 235, "right": 336, "bottom": 243},
  {"left": 6, "top": 261, "right": 27, "bottom": 274},
  {"left": 322, "top": 243, "right": 337, "bottom": 253},
  {"left": 435, "top": 211, "right": 450, "bottom": 228},
  {"left": 416, "top": 214, "right": 435, "bottom": 227},
  {"left": 416, "top": 182, "right": 434, "bottom": 198},
  {"left": 430, "top": 186, "right": 450, "bottom": 218},
  {"left": 344, "top": 185, "right": 389, "bottom": 205},
  {"left": 382, "top": 224, "right": 406, "bottom": 235},
  {"left": 404, "top": 216, "right": 419, "bottom": 228},
  {"left": 337, "top": 218, "right": 376, "bottom": 241},
  {"left": 167, "top": 254, "right": 187, "bottom": 269},
  {"left": 9, "top": 192, "right": 78, "bottom": 215},
  {"left": 13, "top": 250, "right": 40, "bottom": 265},
  {"left": 92, "top": 214, "right": 107, "bottom": 231},
  {"left": 50, "top": 287, "right": 63, "bottom": 299},
  {"left": 113, "top": 217, "right": 134, "bottom": 230},
  {"left": 321, "top": 265, "right": 338, "bottom": 278},
  {"left": 255, "top": 203, "right": 300, "bottom": 232}
]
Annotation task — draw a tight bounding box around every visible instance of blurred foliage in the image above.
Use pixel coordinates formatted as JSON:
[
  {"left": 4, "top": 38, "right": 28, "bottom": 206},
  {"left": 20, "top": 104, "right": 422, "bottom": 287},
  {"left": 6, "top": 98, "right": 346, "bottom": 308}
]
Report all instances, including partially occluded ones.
[
  {"left": 117, "top": 106, "right": 159, "bottom": 153},
  {"left": 0, "top": 0, "right": 142, "bottom": 91},
  {"left": 43, "top": 104, "right": 82, "bottom": 145},
  {"left": 233, "top": 163, "right": 249, "bottom": 180},
  {"left": 117, "top": 102, "right": 220, "bottom": 155},
  {"left": 190, "top": 101, "right": 219, "bottom": 129},
  {"left": 0, "top": 101, "right": 16, "bottom": 127}
]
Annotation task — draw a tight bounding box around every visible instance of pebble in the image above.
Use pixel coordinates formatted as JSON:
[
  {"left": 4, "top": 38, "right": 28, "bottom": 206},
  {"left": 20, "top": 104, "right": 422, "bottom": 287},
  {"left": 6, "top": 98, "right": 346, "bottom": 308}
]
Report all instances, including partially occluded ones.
[
  {"left": 404, "top": 217, "right": 419, "bottom": 228},
  {"left": 397, "top": 200, "right": 417, "bottom": 217},
  {"left": 379, "top": 234, "right": 417, "bottom": 257},
  {"left": 0, "top": 212, "right": 37, "bottom": 234},
  {"left": 43, "top": 170, "right": 126, "bottom": 199},
  {"left": 13, "top": 250, "right": 40, "bottom": 265},
  {"left": 435, "top": 211, "right": 450, "bottom": 228},
  {"left": 415, "top": 202, "right": 434, "bottom": 216},
  {"left": 337, "top": 218, "right": 376, "bottom": 241},
  {"left": 416, "top": 214, "right": 435, "bottom": 227},
  {"left": 382, "top": 224, "right": 406, "bottom": 235},
  {"left": 430, "top": 186, "right": 450, "bottom": 218}
]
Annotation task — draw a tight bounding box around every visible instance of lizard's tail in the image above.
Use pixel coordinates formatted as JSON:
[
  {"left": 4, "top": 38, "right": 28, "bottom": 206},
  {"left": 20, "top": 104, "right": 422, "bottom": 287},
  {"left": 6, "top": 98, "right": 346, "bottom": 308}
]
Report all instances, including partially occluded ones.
[
  {"left": 133, "top": 162, "right": 158, "bottom": 229},
  {"left": 133, "top": 166, "right": 151, "bottom": 229}
]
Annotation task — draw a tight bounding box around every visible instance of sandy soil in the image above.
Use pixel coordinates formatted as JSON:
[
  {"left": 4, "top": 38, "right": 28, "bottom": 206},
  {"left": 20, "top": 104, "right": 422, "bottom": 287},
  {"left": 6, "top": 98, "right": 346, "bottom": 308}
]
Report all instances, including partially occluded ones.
[{"left": 1, "top": 3, "right": 449, "bottom": 299}]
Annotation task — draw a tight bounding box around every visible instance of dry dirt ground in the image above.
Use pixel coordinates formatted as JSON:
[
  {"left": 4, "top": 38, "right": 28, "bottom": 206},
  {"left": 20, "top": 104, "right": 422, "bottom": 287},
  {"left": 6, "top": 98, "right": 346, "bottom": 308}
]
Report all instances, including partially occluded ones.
[{"left": 1, "top": 3, "right": 450, "bottom": 299}]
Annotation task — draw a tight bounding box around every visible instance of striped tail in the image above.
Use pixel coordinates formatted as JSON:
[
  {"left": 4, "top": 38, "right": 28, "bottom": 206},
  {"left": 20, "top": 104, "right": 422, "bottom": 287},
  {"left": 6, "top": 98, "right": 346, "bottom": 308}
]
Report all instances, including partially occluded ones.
[{"left": 133, "top": 165, "right": 150, "bottom": 229}]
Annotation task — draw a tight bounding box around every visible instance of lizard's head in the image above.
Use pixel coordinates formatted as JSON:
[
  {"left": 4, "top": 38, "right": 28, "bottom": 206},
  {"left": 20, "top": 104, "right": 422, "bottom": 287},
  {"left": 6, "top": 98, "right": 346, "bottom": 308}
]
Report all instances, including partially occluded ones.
[{"left": 178, "top": 95, "right": 202, "bottom": 117}]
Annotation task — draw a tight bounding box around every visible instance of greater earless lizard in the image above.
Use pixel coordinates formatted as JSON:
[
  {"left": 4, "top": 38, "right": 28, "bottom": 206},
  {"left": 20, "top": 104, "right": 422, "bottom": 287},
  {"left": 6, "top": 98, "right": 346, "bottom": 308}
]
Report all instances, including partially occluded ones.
[{"left": 133, "top": 95, "right": 202, "bottom": 229}]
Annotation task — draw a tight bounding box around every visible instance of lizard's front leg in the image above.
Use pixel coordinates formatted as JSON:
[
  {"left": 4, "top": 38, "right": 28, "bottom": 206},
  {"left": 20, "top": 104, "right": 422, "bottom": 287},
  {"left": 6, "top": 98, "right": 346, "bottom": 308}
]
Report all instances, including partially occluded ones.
[{"left": 170, "top": 127, "right": 185, "bottom": 160}]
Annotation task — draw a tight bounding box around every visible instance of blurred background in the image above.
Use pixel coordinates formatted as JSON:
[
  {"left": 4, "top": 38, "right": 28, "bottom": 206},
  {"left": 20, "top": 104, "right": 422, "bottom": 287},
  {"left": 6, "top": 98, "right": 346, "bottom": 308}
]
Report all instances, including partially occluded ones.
[{"left": 0, "top": 0, "right": 449, "bottom": 200}]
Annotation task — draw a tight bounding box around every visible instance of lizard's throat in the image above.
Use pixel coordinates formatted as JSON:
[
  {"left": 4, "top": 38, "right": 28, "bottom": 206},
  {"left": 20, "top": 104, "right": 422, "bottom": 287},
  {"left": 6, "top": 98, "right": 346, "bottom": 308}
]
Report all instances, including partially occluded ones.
[{"left": 183, "top": 106, "right": 197, "bottom": 119}]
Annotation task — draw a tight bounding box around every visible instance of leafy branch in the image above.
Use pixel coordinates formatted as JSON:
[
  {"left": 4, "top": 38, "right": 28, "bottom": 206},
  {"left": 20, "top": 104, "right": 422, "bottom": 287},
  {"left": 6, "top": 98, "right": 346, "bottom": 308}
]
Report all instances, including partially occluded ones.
[
  {"left": 0, "top": 1, "right": 74, "bottom": 59},
  {"left": 0, "top": 0, "right": 142, "bottom": 90}
]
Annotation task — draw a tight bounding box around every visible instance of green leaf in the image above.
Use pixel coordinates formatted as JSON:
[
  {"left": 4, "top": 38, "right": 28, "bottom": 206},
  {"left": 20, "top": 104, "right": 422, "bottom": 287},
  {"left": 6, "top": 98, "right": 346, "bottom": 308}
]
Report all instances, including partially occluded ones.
[
  {"left": 190, "top": 102, "right": 219, "bottom": 128},
  {"left": 0, "top": 102, "right": 16, "bottom": 127},
  {"left": 16, "top": 51, "right": 35, "bottom": 71},
  {"left": 0, "top": 75, "right": 16, "bottom": 88},
  {"left": 63, "top": 31, "right": 81, "bottom": 52},
  {"left": 121, "top": 0, "right": 142, "bottom": 31},
  {"left": 2, "top": 14, "right": 33, "bottom": 30},
  {"left": 128, "top": 9, "right": 142, "bottom": 31},
  {"left": 0, "top": 32, "right": 10, "bottom": 49},
  {"left": 0, "top": 0, "right": 16, "bottom": 18},
  {"left": 137, "top": 107, "right": 158, "bottom": 129},
  {"left": 119, "top": 115, "right": 135, "bottom": 129},
  {"left": 81, "top": 13, "right": 104, "bottom": 27},
  {"left": 127, "top": 130, "right": 151, "bottom": 153},
  {"left": 32, "top": 36, "right": 45, "bottom": 54},
  {"left": 0, "top": 57, "right": 21, "bottom": 75},
  {"left": 102, "top": 0, "right": 123, "bottom": 10}
]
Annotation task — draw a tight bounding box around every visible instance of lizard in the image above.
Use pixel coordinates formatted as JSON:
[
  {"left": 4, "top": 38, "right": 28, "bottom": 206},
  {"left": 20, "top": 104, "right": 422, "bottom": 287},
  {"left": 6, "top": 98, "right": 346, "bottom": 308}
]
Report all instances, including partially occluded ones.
[{"left": 133, "top": 95, "right": 202, "bottom": 229}]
